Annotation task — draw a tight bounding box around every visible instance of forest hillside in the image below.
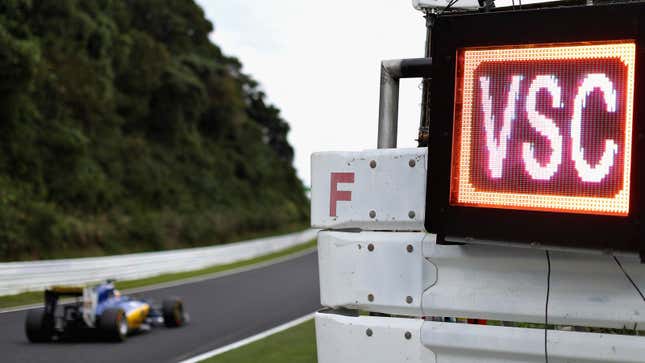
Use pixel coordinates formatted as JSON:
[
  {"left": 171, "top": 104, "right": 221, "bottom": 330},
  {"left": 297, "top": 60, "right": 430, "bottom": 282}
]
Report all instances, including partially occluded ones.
[{"left": 0, "top": 0, "right": 309, "bottom": 261}]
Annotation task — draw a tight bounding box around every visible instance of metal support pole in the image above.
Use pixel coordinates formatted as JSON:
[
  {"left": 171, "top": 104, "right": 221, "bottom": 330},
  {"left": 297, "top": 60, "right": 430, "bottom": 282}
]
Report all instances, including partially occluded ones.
[
  {"left": 378, "top": 60, "right": 401, "bottom": 149},
  {"left": 377, "top": 58, "right": 432, "bottom": 149}
]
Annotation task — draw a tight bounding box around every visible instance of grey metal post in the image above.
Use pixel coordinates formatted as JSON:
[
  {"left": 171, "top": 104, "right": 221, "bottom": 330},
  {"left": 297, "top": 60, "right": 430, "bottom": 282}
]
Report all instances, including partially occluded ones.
[
  {"left": 378, "top": 60, "right": 402, "bottom": 149},
  {"left": 377, "top": 58, "right": 432, "bottom": 149}
]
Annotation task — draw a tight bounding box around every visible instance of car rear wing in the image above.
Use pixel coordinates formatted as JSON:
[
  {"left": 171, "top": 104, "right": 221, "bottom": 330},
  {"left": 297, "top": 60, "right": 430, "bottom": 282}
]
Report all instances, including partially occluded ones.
[
  {"left": 46, "top": 286, "right": 84, "bottom": 297},
  {"left": 40, "top": 286, "right": 84, "bottom": 318}
]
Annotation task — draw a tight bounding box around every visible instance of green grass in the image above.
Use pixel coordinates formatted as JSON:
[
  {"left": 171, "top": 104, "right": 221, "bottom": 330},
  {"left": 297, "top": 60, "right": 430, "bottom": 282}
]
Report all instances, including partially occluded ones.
[
  {"left": 0, "top": 291, "right": 44, "bottom": 309},
  {"left": 0, "top": 239, "right": 316, "bottom": 309},
  {"left": 202, "top": 319, "right": 317, "bottom": 363}
]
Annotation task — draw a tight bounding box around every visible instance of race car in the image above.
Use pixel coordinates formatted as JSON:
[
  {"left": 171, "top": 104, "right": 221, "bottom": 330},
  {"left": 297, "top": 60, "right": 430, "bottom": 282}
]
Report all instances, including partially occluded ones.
[{"left": 25, "top": 281, "right": 187, "bottom": 342}]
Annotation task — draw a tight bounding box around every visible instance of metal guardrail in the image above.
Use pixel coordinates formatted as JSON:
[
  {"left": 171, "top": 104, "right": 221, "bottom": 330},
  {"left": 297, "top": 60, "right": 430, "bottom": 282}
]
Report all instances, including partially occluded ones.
[
  {"left": 0, "top": 229, "right": 317, "bottom": 296},
  {"left": 315, "top": 312, "right": 645, "bottom": 363},
  {"left": 319, "top": 231, "right": 645, "bottom": 329},
  {"left": 312, "top": 148, "right": 645, "bottom": 362}
]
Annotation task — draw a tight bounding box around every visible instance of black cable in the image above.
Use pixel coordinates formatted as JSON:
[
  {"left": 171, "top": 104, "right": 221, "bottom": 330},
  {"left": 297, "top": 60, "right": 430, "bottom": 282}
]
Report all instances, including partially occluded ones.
[
  {"left": 545, "top": 250, "right": 551, "bottom": 363},
  {"left": 439, "top": 0, "right": 460, "bottom": 15},
  {"left": 614, "top": 255, "right": 645, "bottom": 302}
]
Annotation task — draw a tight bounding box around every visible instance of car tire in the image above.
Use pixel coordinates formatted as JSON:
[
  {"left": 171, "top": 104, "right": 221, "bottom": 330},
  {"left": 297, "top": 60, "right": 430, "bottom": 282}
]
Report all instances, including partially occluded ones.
[
  {"left": 100, "top": 308, "right": 128, "bottom": 342},
  {"left": 25, "top": 309, "right": 53, "bottom": 342},
  {"left": 162, "top": 298, "right": 184, "bottom": 327}
]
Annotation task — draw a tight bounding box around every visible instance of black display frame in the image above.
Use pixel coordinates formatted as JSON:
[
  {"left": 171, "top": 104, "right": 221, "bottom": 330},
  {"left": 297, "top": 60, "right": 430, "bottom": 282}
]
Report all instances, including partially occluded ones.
[{"left": 425, "top": 2, "right": 645, "bottom": 257}]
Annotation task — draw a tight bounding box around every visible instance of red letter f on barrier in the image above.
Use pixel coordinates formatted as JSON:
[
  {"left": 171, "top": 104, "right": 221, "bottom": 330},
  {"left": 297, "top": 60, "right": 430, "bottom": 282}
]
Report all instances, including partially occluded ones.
[{"left": 330, "top": 172, "right": 355, "bottom": 217}]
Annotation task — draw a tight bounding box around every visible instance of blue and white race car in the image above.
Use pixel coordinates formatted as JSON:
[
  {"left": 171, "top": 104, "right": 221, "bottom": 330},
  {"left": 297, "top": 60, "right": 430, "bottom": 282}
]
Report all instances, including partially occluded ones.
[{"left": 25, "top": 281, "right": 187, "bottom": 342}]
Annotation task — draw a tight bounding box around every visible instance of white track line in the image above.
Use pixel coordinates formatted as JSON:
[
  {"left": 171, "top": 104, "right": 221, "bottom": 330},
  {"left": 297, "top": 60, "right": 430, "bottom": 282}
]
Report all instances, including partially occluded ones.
[
  {"left": 0, "top": 247, "right": 317, "bottom": 314},
  {"left": 178, "top": 313, "right": 316, "bottom": 363}
]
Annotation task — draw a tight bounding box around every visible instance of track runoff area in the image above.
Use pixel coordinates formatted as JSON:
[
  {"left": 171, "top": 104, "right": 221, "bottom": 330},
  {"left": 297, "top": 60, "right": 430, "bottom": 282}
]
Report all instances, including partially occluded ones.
[{"left": 0, "top": 246, "right": 320, "bottom": 363}]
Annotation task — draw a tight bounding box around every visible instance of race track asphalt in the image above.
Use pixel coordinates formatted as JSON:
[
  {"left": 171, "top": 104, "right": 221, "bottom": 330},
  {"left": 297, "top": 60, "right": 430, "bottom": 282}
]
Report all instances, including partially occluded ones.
[{"left": 0, "top": 250, "right": 320, "bottom": 363}]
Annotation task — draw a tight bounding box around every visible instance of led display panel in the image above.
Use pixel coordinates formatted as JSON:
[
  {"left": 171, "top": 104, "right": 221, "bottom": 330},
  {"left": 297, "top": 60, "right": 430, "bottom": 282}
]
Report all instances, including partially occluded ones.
[
  {"left": 426, "top": 3, "right": 645, "bottom": 255},
  {"left": 451, "top": 42, "right": 635, "bottom": 216}
]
